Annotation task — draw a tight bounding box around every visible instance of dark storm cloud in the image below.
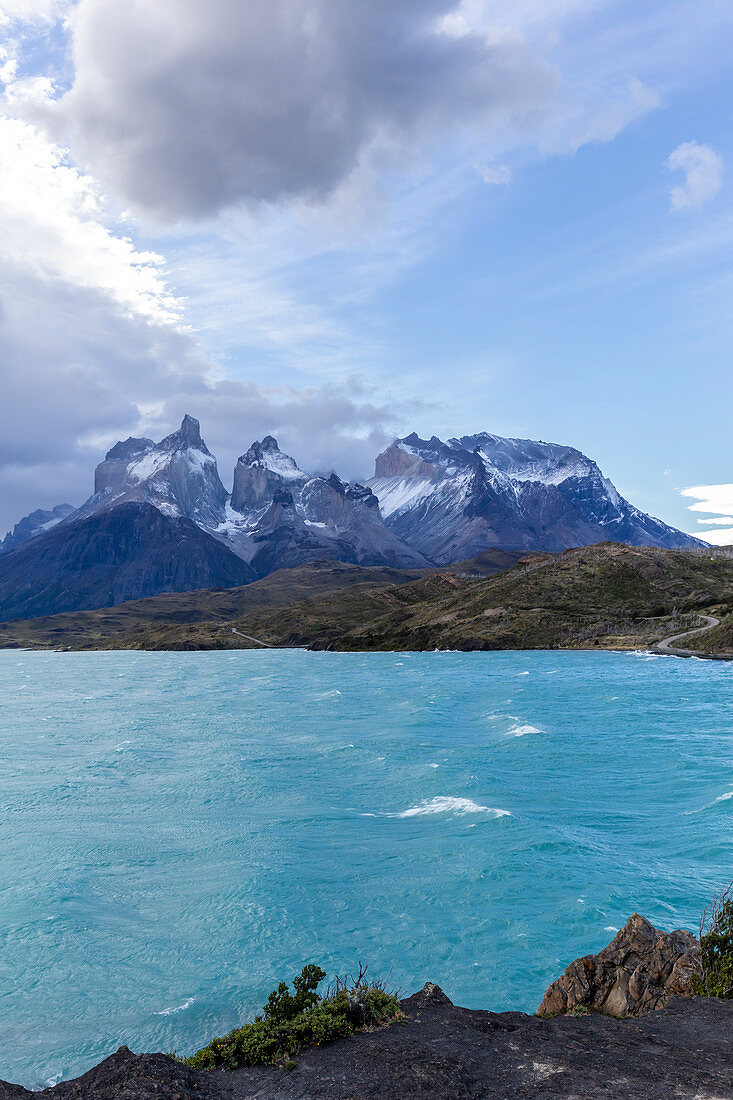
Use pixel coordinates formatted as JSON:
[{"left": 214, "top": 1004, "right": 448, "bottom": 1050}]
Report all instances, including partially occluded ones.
[{"left": 50, "top": 0, "right": 558, "bottom": 220}]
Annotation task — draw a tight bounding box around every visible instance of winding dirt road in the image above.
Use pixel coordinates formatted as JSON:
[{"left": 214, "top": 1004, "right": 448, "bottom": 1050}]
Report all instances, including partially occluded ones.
[{"left": 653, "top": 613, "right": 721, "bottom": 658}]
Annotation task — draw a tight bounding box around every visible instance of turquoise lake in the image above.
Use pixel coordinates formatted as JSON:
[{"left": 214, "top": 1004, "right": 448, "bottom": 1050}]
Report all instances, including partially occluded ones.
[{"left": 1, "top": 648, "right": 731, "bottom": 1088}]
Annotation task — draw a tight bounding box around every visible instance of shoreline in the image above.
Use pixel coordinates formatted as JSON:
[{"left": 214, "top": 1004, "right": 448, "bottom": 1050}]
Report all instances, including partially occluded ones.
[{"left": 3, "top": 641, "right": 733, "bottom": 660}]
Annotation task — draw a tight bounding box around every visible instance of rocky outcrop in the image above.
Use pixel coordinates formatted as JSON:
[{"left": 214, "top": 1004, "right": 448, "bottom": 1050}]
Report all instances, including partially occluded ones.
[
  {"left": 2, "top": 983, "right": 731, "bottom": 1099},
  {"left": 538, "top": 913, "right": 700, "bottom": 1018}
]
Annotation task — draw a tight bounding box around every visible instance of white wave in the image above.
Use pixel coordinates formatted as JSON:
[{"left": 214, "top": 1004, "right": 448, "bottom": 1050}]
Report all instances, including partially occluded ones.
[
  {"left": 315, "top": 689, "right": 342, "bottom": 699},
  {"left": 45, "top": 1072, "right": 63, "bottom": 1088},
  {"left": 155, "top": 997, "right": 195, "bottom": 1016},
  {"left": 428, "top": 763, "right": 440, "bottom": 768},
  {"left": 508, "top": 722, "right": 542, "bottom": 737},
  {"left": 517, "top": 671, "right": 530, "bottom": 676},
  {"left": 604, "top": 926, "right": 619, "bottom": 933},
  {"left": 397, "top": 797, "right": 511, "bottom": 819},
  {"left": 683, "top": 790, "right": 733, "bottom": 814}
]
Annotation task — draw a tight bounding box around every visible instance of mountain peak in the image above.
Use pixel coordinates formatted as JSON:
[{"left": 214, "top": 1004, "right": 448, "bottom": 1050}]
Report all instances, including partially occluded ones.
[
  {"left": 159, "top": 414, "right": 211, "bottom": 454},
  {"left": 231, "top": 437, "right": 308, "bottom": 514},
  {"left": 369, "top": 430, "right": 703, "bottom": 560},
  {"left": 104, "top": 437, "right": 155, "bottom": 463},
  {"left": 238, "top": 436, "right": 298, "bottom": 469}
]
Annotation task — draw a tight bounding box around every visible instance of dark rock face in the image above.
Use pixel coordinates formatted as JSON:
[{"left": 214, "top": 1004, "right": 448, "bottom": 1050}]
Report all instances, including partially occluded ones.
[
  {"left": 2, "top": 988, "right": 731, "bottom": 1099},
  {"left": 248, "top": 489, "right": 355, "bottom": 578},
  {"left": 299, "top": 474, "right": 429, "bottom": 568},
  {"left": 369, "top": 433, "right": 705, "bottom": 564},
  {"left": 538, "top": 912, "right": 700, "bottom": 1018},
  {"left": 0, "top": 504, "right": 75, "bottom": 554},
  {"left": 0, "top": 1046, "right": 209, "bottom": 1100},
  {"left": 0, "top": 503, "right": 253, "bottom": 622}
]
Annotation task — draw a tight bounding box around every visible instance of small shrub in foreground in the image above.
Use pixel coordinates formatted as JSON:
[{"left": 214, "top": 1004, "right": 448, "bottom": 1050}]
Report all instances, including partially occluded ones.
[
  {"left": 693, "top": 884, "right": 733, "bottom": 999},
  {"left": 182, "top": 964, "right": 402, "bottom": 1070}
]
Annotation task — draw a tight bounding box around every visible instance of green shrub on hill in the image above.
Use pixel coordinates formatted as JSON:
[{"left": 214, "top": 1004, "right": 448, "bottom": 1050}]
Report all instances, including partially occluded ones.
[
  {"left": 693, "top": 885, "right": 733, "bottom": 998},
  {"left": 183, "top": 964, "right": 402, "bottom": 1070}
]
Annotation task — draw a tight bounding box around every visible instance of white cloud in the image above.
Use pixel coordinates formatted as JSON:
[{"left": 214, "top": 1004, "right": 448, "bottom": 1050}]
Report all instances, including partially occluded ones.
[
  {"left": 0, "top": 0, "right": 67, "bottom": 23},
  {"left": 667, "top": 141, "right": 723, "bottom": 211},
  {"left": 680, "top": 483, "right": 733, "bottom": 546},
  {"left": 0, "top": 116, "right": 181, "bottom": 323},
  {"left": 0, "top": 109, "right": 415, "bottom": 535}
]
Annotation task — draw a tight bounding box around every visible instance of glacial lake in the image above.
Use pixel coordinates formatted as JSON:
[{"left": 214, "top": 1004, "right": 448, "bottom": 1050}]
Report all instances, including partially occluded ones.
[{"left": 1, "top": 648, "right": 732, "bottom": 1088}]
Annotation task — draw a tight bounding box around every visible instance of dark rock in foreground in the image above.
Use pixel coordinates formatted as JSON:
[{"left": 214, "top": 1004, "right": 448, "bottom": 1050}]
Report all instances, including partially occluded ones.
[
  {"left": 538, "top": 912, "right": 701, "bottom": 1018},
  {"left": 2, "top": 986, "right": 731, "bottom": 1100}
]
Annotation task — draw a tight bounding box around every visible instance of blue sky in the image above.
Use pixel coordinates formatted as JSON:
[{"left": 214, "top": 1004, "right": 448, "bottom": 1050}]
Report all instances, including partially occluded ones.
[{"left": 0, "top": 0, "right": 731, "bottom": 539}]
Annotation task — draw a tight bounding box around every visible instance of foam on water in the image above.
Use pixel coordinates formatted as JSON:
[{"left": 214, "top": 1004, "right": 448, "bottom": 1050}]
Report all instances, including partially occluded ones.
[
  {"left": 154, "top": 998, "right": 195, "bottom": 1017},
  {"left": 397, "top": 797, "right": 510, "bottom": 818},
  {"left": 0, "top": 648, "right": 731, "bottom": 1089},
  {"left": 508, "top": 722, "right": 543, "bottom": 737}
]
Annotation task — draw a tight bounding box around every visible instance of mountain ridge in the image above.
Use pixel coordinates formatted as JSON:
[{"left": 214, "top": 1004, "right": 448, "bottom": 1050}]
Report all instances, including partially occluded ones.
[
  {"left": 368, "top": 432, "right": 702, "bottom": 561},
  {"left": 0, "top": 417, "right": 705, "bottom": 622}
]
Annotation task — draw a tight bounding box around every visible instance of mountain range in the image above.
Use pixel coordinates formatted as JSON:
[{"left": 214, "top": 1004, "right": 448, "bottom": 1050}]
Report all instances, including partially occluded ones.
[{"left": 0, "top": 416, "right": 704, "bottom": 621}]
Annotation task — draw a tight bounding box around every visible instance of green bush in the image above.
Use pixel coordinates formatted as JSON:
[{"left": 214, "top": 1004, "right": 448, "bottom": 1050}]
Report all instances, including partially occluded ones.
[
  {"left": 182, "top": 965, "right": 402, "bottom": 1070},
  {"left": 693, "top": 884, "right": 733, "bottom": 998}
]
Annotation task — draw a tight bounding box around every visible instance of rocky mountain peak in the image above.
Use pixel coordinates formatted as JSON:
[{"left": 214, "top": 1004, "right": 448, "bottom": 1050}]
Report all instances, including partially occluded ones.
[
  {"left": 0, "top": 503, "right": 76, "bottom": 554},
  {"left": 369, "top": 430, "right": 703, "bottom": 560},
  {"left": 231, "top": 438, "right": 308, "bottom": 514},
  {"left": 104, "top": 437, "right": 154, "bottom": 463},
  {"left": 160, "top": 414, "right": 211, "bottom": 454},
  {"left": 86, "top": 416, "right": 227, "bottom": 527}
]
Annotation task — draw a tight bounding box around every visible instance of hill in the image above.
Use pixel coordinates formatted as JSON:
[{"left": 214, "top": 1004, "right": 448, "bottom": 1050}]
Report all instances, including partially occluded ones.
[{"left": 2, "top": 543, "right": 732, "bottom": 653}]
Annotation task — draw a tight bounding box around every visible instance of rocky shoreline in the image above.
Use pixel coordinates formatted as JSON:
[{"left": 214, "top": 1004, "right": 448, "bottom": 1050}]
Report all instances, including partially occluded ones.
[{"left": 2, "top": 916, "right": 731, "bottom": 1100}]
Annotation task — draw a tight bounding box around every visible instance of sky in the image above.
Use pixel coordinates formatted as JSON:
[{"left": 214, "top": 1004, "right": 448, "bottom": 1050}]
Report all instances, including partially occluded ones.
[{"left": 0, "top": 0, "right": 731, "bottom": 541}]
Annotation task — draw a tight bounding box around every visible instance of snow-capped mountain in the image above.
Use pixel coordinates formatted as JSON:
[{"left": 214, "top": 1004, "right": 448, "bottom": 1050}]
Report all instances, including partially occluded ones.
[
  {"left": 0, "top": 418, "right": 426, "bottom": 620},
  {"left": 231, "top": 435, "right": 309, "bottom": 512},
  {"left": 82, "top": 414, "right": 229, "bottom": 529},
  {"left": 0, "top": 417, "right": 705, "bottom": 623},
  {"left": 220, "top": 435, "right": 429, "bottom": 569},
  {"left": 368, "top": 432, "right": 704, "bottom": 562},
  {"left": 0, "top": 503, "right": 75, "bottom": 554}
]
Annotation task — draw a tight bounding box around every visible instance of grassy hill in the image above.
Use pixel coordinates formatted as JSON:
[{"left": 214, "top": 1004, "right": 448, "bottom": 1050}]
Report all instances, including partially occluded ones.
[
  {"left": 3, "top": 542, "right": 733, "bottom": 654},
  {"left": 0, "top": 561, "right": 426, "bottom": 650}
]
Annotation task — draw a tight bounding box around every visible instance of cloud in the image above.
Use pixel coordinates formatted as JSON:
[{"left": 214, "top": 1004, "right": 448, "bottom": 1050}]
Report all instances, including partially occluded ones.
[
  {"left": 0, "top": 264, "right": 410, "bottom": 533},
  {"left": 679, "top": 483, "right": 733, "bottom": 546},
  {"left": 0, "top": 116, "right": 181, "bottom": 323},
  {"left": 667, "top": 141, "right": 723, "bottom": 211},
  {"left": 0, "top": 115, "right": 412, "bottom": 535},
  {"left": 45, "top": 0, "right": 560, "bottom": 222},
  {"left": 0, "top": 0, "right": 67, "bottom": 23}
]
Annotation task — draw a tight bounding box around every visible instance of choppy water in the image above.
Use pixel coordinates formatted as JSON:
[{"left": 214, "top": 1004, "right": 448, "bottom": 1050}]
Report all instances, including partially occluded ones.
[{"left": 0, "top": 648, "right": 731, "bottom": 1088}]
